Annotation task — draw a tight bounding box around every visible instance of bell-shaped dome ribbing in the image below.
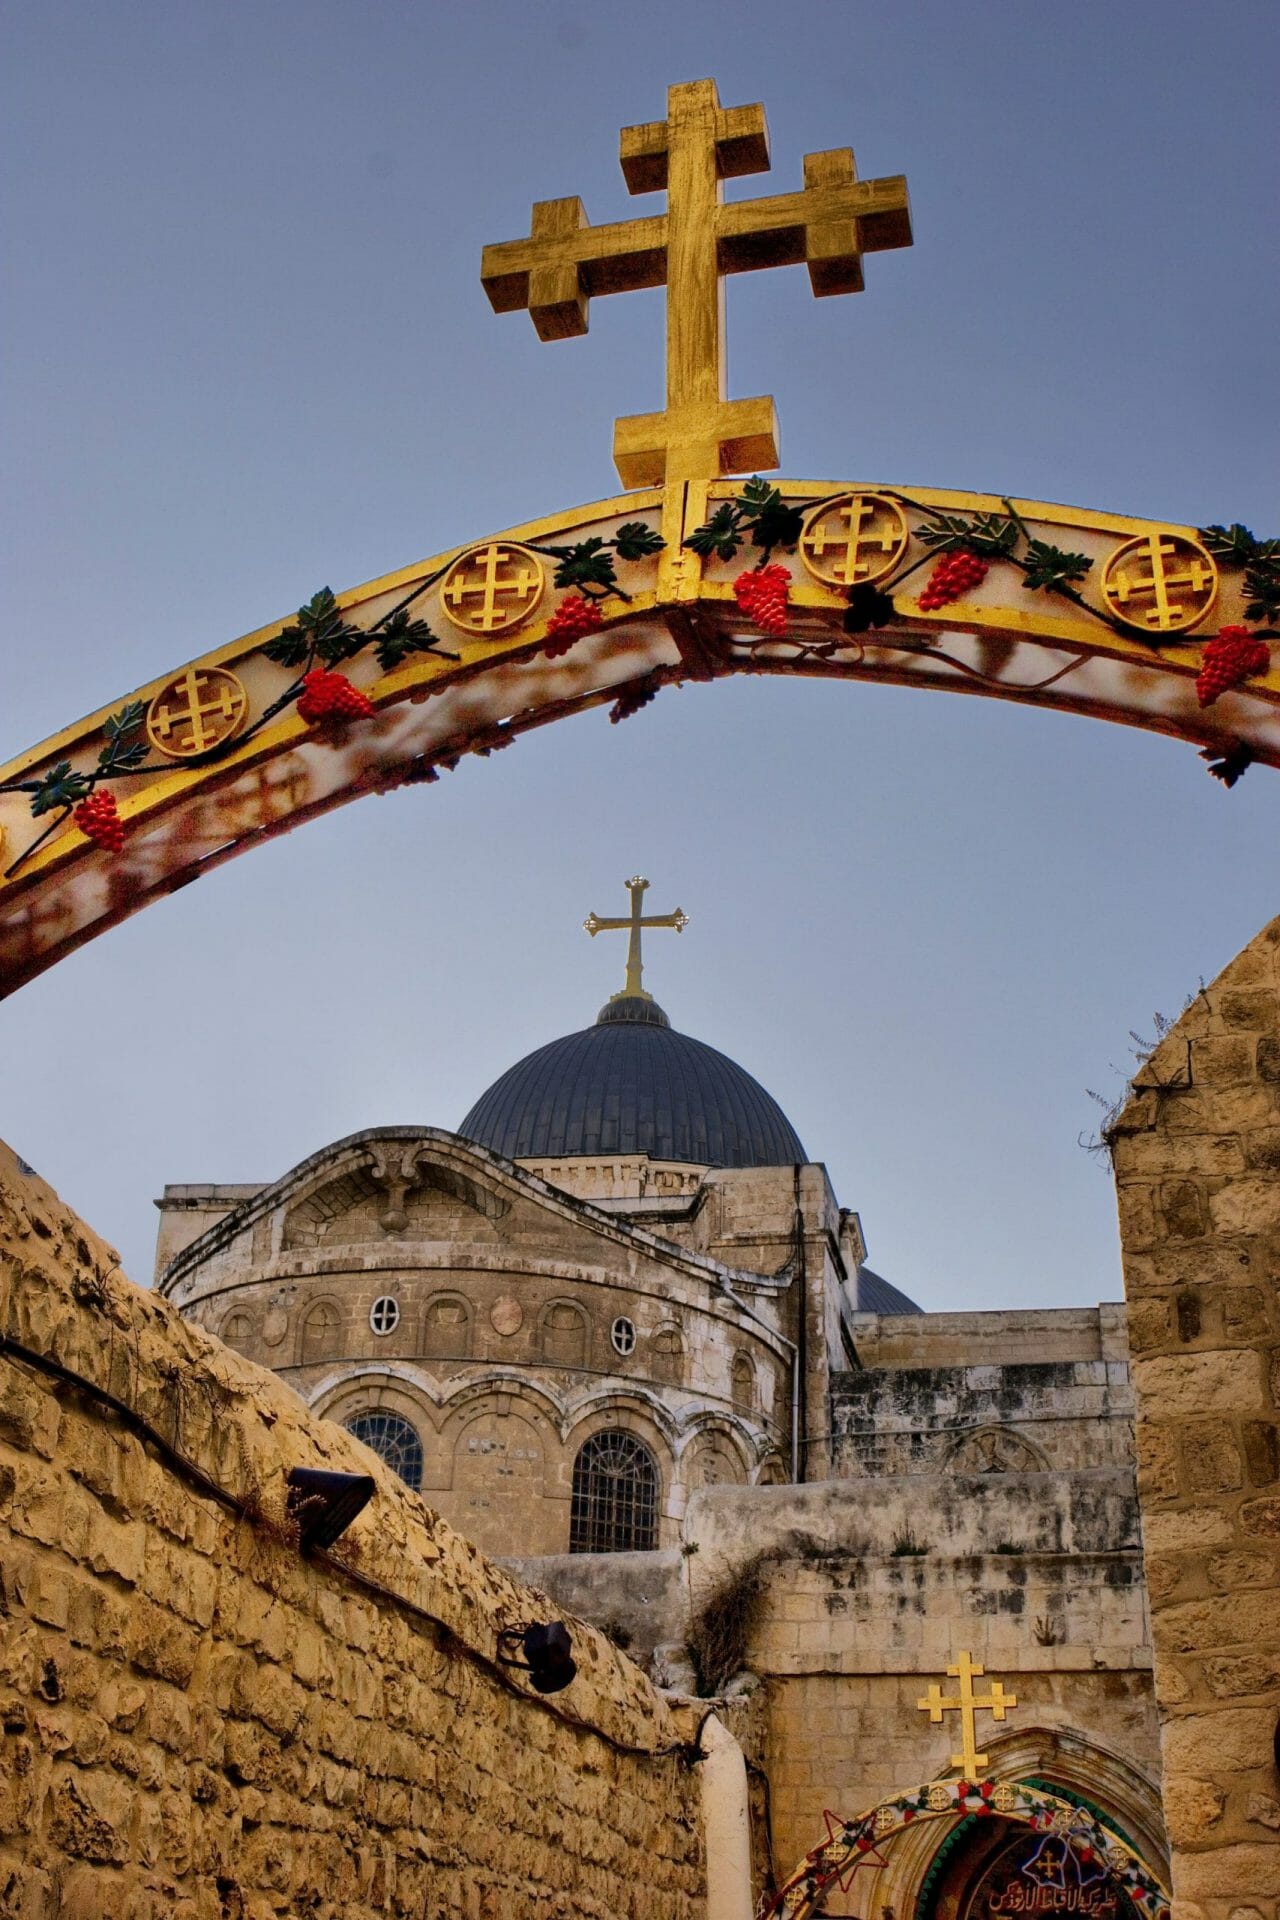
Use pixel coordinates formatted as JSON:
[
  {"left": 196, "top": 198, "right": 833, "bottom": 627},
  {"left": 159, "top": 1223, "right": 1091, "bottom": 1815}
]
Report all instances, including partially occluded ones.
[{"left": 459, "top": 995, "right": 805, "bottom": 1168}]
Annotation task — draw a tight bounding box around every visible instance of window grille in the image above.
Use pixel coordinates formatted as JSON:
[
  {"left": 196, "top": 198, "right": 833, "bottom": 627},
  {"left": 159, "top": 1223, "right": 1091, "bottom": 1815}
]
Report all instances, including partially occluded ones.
[
  {"left": 369, "top": 1295, "right": 400, "bottom": 1336},
  {"left": 569, "top": 1431, "right": 658, "bottom": 1553},
  {"left": 610, "top": 1316, "right": 636, "bottom": 1356},
  {"left": 345, "top": 1410, "right": 423, "bottom": 1491}
]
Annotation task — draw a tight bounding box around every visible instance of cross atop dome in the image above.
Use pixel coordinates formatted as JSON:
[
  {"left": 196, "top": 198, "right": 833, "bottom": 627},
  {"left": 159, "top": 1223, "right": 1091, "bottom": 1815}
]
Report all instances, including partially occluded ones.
[
  {"left": 482, "top": 78, "right": 911, "bottom": 490},
  {"left": 584, "top": 875, "right": 688, "bottom": 1008}
]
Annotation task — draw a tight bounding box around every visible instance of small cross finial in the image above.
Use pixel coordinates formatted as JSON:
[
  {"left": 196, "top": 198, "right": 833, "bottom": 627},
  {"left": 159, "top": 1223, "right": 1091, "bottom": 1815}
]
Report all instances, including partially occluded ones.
[
  {"left": 584, "top": 875, "right": 688, "bottom": 1002},
  {"left": 482, "top": 79, "right": 911, "bottom": 493},
  {"left": 916, "top": 1652, "right": 1018, "bottom": 1778}
]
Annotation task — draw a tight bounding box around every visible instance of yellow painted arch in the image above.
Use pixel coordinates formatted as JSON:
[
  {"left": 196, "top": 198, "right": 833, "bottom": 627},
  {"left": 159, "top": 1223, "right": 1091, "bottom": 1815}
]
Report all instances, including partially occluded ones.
[{"left": 0, "top": 479, "right": 1270, "bottom": 996}]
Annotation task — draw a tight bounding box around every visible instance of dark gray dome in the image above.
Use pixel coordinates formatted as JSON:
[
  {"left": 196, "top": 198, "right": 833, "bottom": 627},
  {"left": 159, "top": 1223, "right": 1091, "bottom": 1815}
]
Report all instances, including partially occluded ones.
[
  {"left": 856, "top": 1266, "right": 922, "bottom": 1315},
  {"left": 459, "top": 995, "right": 805, "bottom": 1168}
]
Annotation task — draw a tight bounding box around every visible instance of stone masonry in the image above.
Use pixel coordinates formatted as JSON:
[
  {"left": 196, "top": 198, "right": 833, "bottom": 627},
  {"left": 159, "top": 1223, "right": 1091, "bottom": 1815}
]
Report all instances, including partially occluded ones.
[
  {"left": 1111, "top": 913, "right": 1280, "bottom": 1919},
  {"left": 0, "top": 1143, "right": 705, "bottom": 1920}
]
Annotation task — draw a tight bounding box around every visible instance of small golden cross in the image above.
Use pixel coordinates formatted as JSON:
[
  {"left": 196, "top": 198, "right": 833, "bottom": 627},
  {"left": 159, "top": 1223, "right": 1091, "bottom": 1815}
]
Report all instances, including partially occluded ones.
[
  {"left": 584, "top": 875, "right": 688, "bottom": 1002},
  {"left": 148, "top": 668, "right": 248, "bottom": 757},
  {"left": 1103, "top": 533, "right": 1217, "bottom": 632},
  {"left": 916, "top": 1651, "right": 1017, "bottom": 1778},
  {"left": 482, "top": 79, "right": 911, "bottom": 492}
]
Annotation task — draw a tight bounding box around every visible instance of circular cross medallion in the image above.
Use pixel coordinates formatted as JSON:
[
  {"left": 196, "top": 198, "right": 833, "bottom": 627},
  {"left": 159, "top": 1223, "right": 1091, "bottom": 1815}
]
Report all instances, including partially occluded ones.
[
  {"left": 490, "top": 1295, "right": 523, "bottom": 1336},
  {"left": 799, "top": 492, "right": 909, "bottom": 588},
  {"left": 146, "top": 666, "right": 250, "bottom": 760},
  {"left": 439, "top": 542, "right": 546, "bottom": 635},
  {"left": 1101, "top": 531, "right": 1218, "bottom": 635}
]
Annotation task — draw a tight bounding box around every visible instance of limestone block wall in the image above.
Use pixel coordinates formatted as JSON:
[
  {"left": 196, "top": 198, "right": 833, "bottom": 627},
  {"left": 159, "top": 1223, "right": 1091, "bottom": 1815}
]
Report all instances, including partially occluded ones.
[
  {"left": 683, "top": 1478, "right": 1162, "bottom": 1889},
  {"left": 0, "top": 1144, "right": 704, "bottom": 1920},
  {"left": 1111, "top": 914, "right": 1280, "bottom": 1919},
  {"left": 831, "top": 1309, "right": 1135, "bottom": 1478}
]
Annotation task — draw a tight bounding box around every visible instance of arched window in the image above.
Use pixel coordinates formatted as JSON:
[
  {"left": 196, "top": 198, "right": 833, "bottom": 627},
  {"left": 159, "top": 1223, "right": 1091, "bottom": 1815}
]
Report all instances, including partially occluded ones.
[
  {"left": 540, "top": 1301, "right": 588, "bottom": 1368},
  {"left": 423, "top": 1294, "right": 470, "bottom": 1360},
  {"left": 299, "top": 1300, "right": 340, "bottom": 1365},
  {"left": 569, "top": 1431, "right": 659, "bottom": 1553},
  {"left": 652, "top": 1325, "right": 684, "bottom": 1385},
  {"left": 345, "top": 1410, "right": 424, "bottom": 1491},
  {"left": 220, "top": 1312, "right": 253, "bottom": 1351},
  {"left": 731, "top": 1352, "right": 756, "bottom": 1412}
]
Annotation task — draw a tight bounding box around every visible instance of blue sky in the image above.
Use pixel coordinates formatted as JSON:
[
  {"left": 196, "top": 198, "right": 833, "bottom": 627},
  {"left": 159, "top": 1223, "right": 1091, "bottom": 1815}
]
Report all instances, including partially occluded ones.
[{"left": 3, "top": 0, "right": 1277, "bottom": 1305}]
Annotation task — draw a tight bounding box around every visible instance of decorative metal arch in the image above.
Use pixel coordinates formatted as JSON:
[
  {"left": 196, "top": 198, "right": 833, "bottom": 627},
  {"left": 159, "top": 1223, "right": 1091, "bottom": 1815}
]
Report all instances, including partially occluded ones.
[
  {"left": 763, "top": 1775, "right": 1171, "bottom": 1919},
  {"left": 0, "top": 479, "right": 1272, "bottom": 997}
]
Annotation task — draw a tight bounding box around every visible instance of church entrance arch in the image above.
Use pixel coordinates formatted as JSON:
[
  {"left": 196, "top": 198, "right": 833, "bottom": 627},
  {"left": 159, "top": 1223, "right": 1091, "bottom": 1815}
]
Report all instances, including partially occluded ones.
[{"left": 762, "top": 1778, "right": 1170, "bottom": 1920}]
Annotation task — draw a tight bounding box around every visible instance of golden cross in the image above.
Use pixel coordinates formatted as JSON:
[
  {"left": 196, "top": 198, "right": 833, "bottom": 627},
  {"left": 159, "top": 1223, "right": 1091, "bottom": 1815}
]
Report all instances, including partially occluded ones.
[
  {"left": 804, "top": 497, "right": 900, "bottom": 583},
  {"left": 443, "top": 543, "right": 541, "bottom": 633},
  {"left": 482, "top": 78, "right": 911, "bottom": 491},
  {"left": 1106, "top": 534, "right": 1216, "bottom": 631},
  {"left": 584, "top": 875, "right": 688, "bottom": 1002},
  {"left": 148, "top": 668, "right": 248, "bottom": 757},
  {"left": 916, "top": 1652, "right": 1017, "bottom": 1778}
]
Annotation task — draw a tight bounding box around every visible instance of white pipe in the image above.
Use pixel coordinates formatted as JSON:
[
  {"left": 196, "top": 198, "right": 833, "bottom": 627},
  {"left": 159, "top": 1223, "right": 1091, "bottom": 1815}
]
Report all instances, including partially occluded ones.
[{"left": 699, "top": 1714, "right": 754, "bottom": 1920}]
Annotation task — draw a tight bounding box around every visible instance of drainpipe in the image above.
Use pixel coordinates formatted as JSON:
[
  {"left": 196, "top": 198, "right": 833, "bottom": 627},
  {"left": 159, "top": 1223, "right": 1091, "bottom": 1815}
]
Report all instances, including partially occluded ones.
[{"left": 698, "top": 1714, "right": 753, "bottom": 1920}]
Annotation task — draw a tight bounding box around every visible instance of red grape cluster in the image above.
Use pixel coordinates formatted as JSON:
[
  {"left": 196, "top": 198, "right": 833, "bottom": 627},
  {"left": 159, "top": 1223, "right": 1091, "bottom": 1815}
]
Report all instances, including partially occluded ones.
[
  {"left": 1196, "top": 627, "right": 1271, "bottom": 708},
  {"left": 733, "top": 564, "right": 791, "bottom": 636},
  {"left": 296, "top": 668, "right": 376, "bottom": 724},
  {"left": 918, "top": 548, "right": 989, "bottom": 610},
  {"left": 544, "top": 593, "right": 604, "bottom": 657},
  {"left": 74, "top": 790, "right": 124, "bottom": 852}
]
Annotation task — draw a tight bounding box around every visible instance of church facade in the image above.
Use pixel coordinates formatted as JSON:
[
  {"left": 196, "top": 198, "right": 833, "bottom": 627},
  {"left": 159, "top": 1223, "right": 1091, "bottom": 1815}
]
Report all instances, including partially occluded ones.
[{"left": 155, "top": 885, "right": 1167, "bottom": 1911}]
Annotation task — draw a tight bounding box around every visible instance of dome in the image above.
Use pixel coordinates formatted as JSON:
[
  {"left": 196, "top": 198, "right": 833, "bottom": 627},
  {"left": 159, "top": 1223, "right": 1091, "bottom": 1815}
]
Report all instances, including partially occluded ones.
[{"left": 459, "top": 993, "right": 806, "bottom": 1169}]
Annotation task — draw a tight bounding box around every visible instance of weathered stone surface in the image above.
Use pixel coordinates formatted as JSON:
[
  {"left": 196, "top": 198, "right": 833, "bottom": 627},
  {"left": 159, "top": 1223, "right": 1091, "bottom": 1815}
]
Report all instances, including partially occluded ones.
[
  {"left": 1113, "top": 913, "right": 1280, "bottom": 1913},
  {"left": 0, "top": 1144, "right": 704, "bottom": 1917}
]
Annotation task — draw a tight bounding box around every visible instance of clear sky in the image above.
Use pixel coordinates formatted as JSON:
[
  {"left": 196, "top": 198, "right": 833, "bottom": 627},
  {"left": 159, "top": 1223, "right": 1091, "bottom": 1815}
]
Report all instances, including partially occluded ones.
[{"left": 3, "top": 0, "right": 1277, "bottom": 1307}]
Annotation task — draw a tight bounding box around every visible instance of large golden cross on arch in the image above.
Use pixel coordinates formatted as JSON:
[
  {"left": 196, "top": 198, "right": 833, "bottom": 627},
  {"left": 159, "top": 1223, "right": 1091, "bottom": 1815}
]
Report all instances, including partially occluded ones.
[
  {"left": 482, "top": 79, "right": 911, "bottom": 492},
  {"left": 584, "top": 875, "right": 688, "bottom": 1003}
]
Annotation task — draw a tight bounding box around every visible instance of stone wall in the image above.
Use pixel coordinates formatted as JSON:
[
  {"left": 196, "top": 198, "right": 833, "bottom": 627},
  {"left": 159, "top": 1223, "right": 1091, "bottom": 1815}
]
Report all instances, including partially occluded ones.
[
  {"left": 682, "top": 1478, "right": 1162, "bottom": 1893},
  {"left": 831, "top": 1305, "right": 1134, "bottom": 1477},
  {"left": 0, "top": 1143, "right": 705, "bottom": 1919},
  {"left": 1111, "top": 915, "right": 1280, "bottom": 1918}
]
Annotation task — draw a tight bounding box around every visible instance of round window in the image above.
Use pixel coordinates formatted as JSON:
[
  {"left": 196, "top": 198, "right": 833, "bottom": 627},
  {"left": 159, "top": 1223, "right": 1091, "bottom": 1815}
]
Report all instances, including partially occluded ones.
[
  {"left": 369, "top": 1296, "right": 400, "bottom": 1336},
  {"left": 610, "top": 1316, "right": 636, "bottom": 1356}
]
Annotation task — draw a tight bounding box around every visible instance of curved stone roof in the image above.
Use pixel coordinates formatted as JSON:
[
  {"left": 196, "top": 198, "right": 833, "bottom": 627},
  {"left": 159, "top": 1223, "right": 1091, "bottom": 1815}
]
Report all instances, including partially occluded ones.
[{"left": 459, "top": 994, "right": 806, "bottom": 1169}]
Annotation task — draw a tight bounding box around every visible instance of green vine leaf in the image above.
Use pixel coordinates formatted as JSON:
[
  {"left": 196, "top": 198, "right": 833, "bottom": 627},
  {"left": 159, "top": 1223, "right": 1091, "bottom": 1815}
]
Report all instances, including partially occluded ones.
[
  {"left": 843, "top": 584, "right": 897, "bottom": 633},
  {"left": 1199, "top": 741, "right": 1254, "bottom": 788},
  {"left": 1200, "top": 523, "right": 1263, "bottom": 563},
  {"left": 1244, "top": 555, "right": 1280, "bottom": 625},
  {"left": 373, "top": 609, "right": 455, "bottom": 673},
  {"left": 265, "top": 587, "right": 361, "bottom": 669},
  {"left": 737, "top": 478, "right": 804, "bottom": 554},
  {"left": 546, "top": 537, "right": 619, "bottom": 595},
  {"left": 684, "top": 503, "right": 743, "bottom": 561},
  {"left": 96, "top": 700, "right": 148, "bottom": 774},
  {"left": 1020, "top": 541, "right": 1093, "bottom": 593},
  {"left": 30, "top": 762, "right": 91, "bottom": 816},
  {"left": 917, "top": 510, "right": 1018, "bottom": 558},
  {"left": 103, "top": 700, "right": 145, "bottom": 741},
  {"left": 612, "top": 522, "right": 665, "bottom": 562}
]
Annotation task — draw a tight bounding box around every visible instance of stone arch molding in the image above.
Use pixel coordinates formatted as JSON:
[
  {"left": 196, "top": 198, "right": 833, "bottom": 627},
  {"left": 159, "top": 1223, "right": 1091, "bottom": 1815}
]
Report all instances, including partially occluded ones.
[{"left": 0, "top": 485, "right": 1270, "bottom": 995}]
